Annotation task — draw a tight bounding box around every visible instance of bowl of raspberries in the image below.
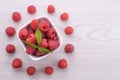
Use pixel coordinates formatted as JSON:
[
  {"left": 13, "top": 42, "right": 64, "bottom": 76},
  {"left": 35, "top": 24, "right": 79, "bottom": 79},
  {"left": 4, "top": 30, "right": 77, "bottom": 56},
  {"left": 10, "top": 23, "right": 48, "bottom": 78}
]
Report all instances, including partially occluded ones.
[{"left": 18, "top": 16, "right": 61, "bottom": 60}]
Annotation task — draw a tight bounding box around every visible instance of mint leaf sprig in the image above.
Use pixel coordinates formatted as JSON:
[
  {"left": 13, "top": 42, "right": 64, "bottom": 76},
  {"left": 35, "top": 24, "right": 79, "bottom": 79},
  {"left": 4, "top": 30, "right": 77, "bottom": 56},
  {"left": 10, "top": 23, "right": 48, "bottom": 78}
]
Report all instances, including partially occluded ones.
[
  {"left": 35, "top": 28, "right": 42, "bottom": 45},
  {"left": 23, "top": 40, "right": 52, "bottom": 53}
]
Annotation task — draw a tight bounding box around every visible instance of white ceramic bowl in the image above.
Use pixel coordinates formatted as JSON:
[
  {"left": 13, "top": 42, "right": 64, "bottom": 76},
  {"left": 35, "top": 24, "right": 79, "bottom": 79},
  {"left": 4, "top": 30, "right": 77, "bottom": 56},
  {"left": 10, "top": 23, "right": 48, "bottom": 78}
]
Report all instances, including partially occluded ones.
[{"left": 17, "top": 16, "right": 62, "bottom": 61}]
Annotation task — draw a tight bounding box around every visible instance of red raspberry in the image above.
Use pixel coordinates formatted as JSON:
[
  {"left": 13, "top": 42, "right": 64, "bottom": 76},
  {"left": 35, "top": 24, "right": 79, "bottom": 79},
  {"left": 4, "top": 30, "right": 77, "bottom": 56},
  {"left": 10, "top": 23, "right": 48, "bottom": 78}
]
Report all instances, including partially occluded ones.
[
  {"left": 48, "top": 40, "right": 60, "bottom": 51},
  {"left": 26, "top": 45, "right": 36, "bottom": 54},
  {"left": 12, "top": 58, "right": 22, "bottom": 68},
  {"left": 39, "top": 38, "right": 48, "bottom": 48},
  {"left": 47, "top": 28, "right": 56, "bottom": 38},
  {"left": 47, "top": 5, "right": 55, "bottom": 13},
  {"left": 41, "top": 32, "right": 45, "bottom": 38},
  {"left": 26, "top": 33, "right": 36, "bottom": 43},
  {"left": 12, "top": 11, "right": 21, "bottom": 22},
  {"left": 65, "top": 26, "right": 73, "bottom": 35},
  {"left": 27, "top": 5, "right": 36, "bottom": 14},
  {"left": 19, "top": 28, "right": 28, "bottom": 40},
  {"left": 5, "top": 27, "right": 16, "bottom": 36},
  {"left": 35, "top": 51, "right": 46, "bottom": 57},
  {"left": 26, "top": 66, "right": 36, "bottom": 76},
  {"left": 6, "top": 44, "right": 15, "bottom": 54},
  {"left": 58, "top": 59, "right": 68, "bottom": 69},
  {"left": 30, "top": 19, "right": 39, "bottom": 30},
  {"left": 60, "top": 12, "right": 69, "bottom": 21},
  {"left": 28, "top": 27, "right": 35, "bottom": 34},
  {"left": 44, "top": 66, "right": 54, "bottom": 75},
  {"left": 39, "top": 20, "right": 50, "bottom": 32},
  {"left": 52, "top": 36, "right": 58, "bottom": 40},
  {"left": 64, "top": 44, "right": 74, "bottom": 53}
]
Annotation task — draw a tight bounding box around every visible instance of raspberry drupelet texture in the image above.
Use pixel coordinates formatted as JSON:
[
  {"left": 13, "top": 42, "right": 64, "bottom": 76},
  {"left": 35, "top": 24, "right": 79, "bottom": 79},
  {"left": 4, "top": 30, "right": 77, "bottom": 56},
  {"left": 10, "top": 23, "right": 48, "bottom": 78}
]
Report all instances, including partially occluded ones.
[
  {"left": 26, "top": 33, "right": 36, "bottom": 43},
  {"left": 47, "top": 5, "right": 55, "bottom": 13},
  {"left": 19, "top": 28, "right": 29, "bottom": 40},
  {"left": 5, "top": 27, "right": 16, "bottom": 36},
  {"left": 47, "top": 28, "right": 56, "bottom": 39},
  {"left": 26, "top": 45, "right": 36, "bottom": 54},
  {"left": 26, "top": 66, "right": 36, "bottom": 76},
  {"left": 30, "top": 19, "right": 39, "bottom": 30},
  {"left": 35, "top": 51, "right": 46, "bottom": 57},
  {"left": 64, "top": 26, "right": 73, "bottom": 35},
  {"left": 39, "top": 38, "right": 48, "bottom": 48},
  {"left": 12, "top": 58, "right": 22, "bottom": 68},
  {"left": 44, "top": 66, "right": 54, "bottom": 75},
  {"left": 48, "top": 40, "right": 60, "bottom": 51},
  {"left": 58, "top": 59, "right": 68, "bottom": 69},
  {"left": 12, "top": 11, "right": 21, "bottom": 22},
  {"left": 60, "top": 12, "right": 69, "bottom": 21},
  {"left": 64, "top": 44, "right": 74, "bottom": 53},
  {"left": 27, "top": 5, "right": 36, "bottom": 14},
  {"left": 39, "top": 20, "right": 50, "bottom": 32},
  {"left": 6, "top": 44, "right": 15, "bottom": 54}
]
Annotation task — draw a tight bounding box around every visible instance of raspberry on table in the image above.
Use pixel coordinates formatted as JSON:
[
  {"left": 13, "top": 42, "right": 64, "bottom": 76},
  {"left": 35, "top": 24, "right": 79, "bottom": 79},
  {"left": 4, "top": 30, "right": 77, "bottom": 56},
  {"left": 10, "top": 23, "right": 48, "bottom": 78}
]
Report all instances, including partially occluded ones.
[
  {"left": 26, "top": 33, "right": 36, "bottom": 43},
  {"left": 47, "top": 5, "right": 55, "bottom": 14},
  {"left": 19, "top": 28, "right": 29, "bottom": 40},
  {"left": 12, "top": 58, "right": 22, "bottom": 68},
  {"left": 64, "top": 26, "right": 73, "bottom": 35},
  {"left": 44, "top": 66, "right": 54, "bottom": 75},
  {"left": 27, "top": 5, "right": 36, "bottom": 14},
  {"left": 12, "top": 11, "right": 21, "bottom": 22},
  {"left": 48, "top": 40, "right": 60, "bottom": 51},
  {"left": 64, "top": 44, "right": 74, "bottom": 53},
  {"left": 39, "top": 20, "right": 50, "bottom": 32},
  {"left": 30, "top": 19, "right": 39, "bottom": 30},
  {"left": 6, "top": 44, "right": 15, "bottom": 54},
  {"left": 58, "top": 59, "right": 68, "bottom": 69},
  {"left": 5, "top": 27, "right": 16, "bottom": 37},
  {"left": 26, "top": 66, "right": 36, "bottom": 76},
  {"left": 47, "top": 28, "right": 56, "bottom": 39},
  {"left": 39, "top": 38, "right": 48, "bottom": 48},
  {"left": 60, "top": 12, "right": 69, "bottom": 21},
  {"left": 26, "top": 45, "right": 36, "bottom": 54}
]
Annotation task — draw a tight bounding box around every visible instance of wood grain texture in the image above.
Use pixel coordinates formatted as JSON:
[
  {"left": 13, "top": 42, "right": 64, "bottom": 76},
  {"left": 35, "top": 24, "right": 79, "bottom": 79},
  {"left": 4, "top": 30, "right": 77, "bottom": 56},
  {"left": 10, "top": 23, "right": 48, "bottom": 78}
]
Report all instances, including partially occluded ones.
[{"left": 0, "top": 0, "right": 120, "bottom": 80}]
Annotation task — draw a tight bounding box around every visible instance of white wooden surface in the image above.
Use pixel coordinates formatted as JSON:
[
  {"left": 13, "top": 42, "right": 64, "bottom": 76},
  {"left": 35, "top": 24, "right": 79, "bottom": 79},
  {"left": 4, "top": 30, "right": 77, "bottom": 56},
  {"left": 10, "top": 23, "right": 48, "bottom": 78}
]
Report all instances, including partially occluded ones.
[{"left": 1, "top": 0, "right": 120, "bottom": 80}]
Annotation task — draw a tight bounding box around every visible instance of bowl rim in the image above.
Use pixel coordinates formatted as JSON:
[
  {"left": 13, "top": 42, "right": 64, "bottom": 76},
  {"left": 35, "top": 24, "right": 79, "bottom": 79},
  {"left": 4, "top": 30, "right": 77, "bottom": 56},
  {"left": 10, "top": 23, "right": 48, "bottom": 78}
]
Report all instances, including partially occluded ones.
[{"left": 17, "top": 16, "right": 62, "bottom": 61}]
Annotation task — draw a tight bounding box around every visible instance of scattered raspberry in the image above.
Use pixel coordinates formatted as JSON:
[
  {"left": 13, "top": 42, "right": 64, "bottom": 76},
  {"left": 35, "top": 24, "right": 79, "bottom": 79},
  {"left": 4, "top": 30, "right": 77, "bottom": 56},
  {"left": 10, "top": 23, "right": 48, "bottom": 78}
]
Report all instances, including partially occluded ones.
[
  {"left": 36, "top": 51, "right": 46, "bottom": 57},
  {"left": 27, "top": 5, "right": 36, "bottom": 14},
  {"left": 12, "top": 11, "right": 21, "bottom": 22},
  {"left": 44, "top": 66, "right": 54, "bottom": 75},
  {"left": 30, "top": 19, "right": 39, "bottom": 30},
  {"left": 47, "top": 28, "right": 56, "bottom": 38},
  {"left": 64, "top": 44, "right": 74, "bottom": 53},
  {"left": 5, "top": 27, "right": 16, "bottom": 36},
  {"left": 64, "top": 26, "right": 73, "bottom": 35},
  {"left": 6, "top": 44, "right": 15, "bottom": 54},
  {"left": 26, "top": 45, "right": 36, "bottom": 54},
  {"left": 39, "top": 20, "right": 50, "bottom": 32},
  {"left": 12, "top": 58, "right": 22, "bottom": 68},
  {"left": 26, "top": 33, "right": 36, "bottom": 43},
  {"left": 47, "top": 5, "right": 55, "bottom": 13},
  {"left": 58, "top": 59, "right": 68, "bottom": 69},
  {"left": 26, "top": 66, "right": 36, "bottom": 76},
  {"left": 39, "top": 38, "right": 48, "bottom": 48},
  {"left": 60, "top": 12, "right": 69, "bottom": 21},
  {"left": 19, "top": 28, "right": 29, "bottom": 40},
  {"left": 48, "top": 40, "right": 60, "bottom": 51}
]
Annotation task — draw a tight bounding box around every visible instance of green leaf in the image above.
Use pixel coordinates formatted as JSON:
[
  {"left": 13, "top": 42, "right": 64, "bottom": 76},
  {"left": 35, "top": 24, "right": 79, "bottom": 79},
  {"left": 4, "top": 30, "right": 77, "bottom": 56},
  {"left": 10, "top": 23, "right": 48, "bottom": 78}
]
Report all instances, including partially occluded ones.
[
  {"left": 35, "top": 28, "right": 42, "bottom": 44},
  {"left": 38, "top": 47, "right": 52, "bottom": 53},
  {"left": 23, "top": 40, "right": 38, "bottom": 48}
]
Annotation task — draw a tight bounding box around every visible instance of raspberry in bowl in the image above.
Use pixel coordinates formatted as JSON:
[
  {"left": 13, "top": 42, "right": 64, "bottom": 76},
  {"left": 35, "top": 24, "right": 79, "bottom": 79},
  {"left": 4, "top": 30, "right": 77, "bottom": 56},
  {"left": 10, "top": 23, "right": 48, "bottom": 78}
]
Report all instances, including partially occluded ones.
[{"left": 17, "top": 16, "right": 62, "bottom": 61}]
